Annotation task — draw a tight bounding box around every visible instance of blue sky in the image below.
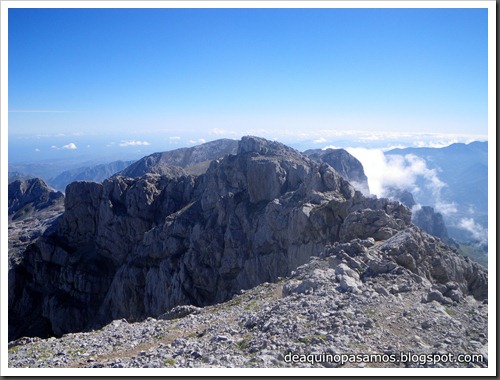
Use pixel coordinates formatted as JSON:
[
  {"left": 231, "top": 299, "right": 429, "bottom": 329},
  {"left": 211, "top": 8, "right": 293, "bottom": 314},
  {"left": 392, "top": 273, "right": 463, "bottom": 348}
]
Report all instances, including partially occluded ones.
[{"left": 8, "top": 7, "right": 489, "bottom": 163}]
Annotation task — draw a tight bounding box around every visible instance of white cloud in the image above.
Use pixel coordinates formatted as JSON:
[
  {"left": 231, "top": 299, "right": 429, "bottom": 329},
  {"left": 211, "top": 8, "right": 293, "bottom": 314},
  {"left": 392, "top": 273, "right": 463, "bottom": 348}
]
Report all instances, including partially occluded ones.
[
  {"left": 346, "top": 148, "right": 446, "bottom": 200},
  {"left": 169, "top": 136, "right": 181, "bottom": 141},
  {"left": 209, "top": 128, "right": 240, "bottom": 136},
  {"left": 209, "top": 128, "right": 225, "bottom": 135},
  {"left": 62, "top": 143, "right": 78, "bottom": 150},
  {"left": 119, "top": 140, "right": 151, "bottom": 147},
  {"left": 188, "top": 138, "right": 207, "bottom": 145},
  {"left": 434, "top": 201, "right": 458, "bottom": 216},
  {"left": 322, "top": 145, "right": 341, "bottom": 150},
  {"left": 51, "top": 143, "right": 78, "bottom": 150},
  {"left": 458, "top": 218, "right": 488, "bottom": 243},
  {"left": 313, "top": 137, "right": 327, "bottom": 144},
  {"left": 34, "top": 148, "right": 40, "bottom": 152}
]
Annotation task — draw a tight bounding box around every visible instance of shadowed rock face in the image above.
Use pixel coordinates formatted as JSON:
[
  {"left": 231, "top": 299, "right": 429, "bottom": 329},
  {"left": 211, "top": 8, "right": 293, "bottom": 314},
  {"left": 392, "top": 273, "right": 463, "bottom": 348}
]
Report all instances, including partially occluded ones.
[{"left": 8, "top": 136, "right": 487, "bottom": 342}]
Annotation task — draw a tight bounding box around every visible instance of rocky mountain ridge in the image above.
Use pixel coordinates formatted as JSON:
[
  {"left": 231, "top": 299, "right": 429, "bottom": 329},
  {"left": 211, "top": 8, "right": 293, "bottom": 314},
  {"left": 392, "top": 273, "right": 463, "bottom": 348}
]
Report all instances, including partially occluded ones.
[{"left": 8, "top": 137, "right": 488, "bottom": 365}]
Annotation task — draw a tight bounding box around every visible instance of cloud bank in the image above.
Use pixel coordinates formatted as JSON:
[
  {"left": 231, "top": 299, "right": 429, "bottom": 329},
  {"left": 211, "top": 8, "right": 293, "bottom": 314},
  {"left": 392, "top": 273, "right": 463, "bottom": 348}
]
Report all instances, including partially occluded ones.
[
  {"left": 346, "top": 148, "right": 446, "bottom": 200},
  {"left": 347, "top": 147, "right": 487, "bottom": 244}
]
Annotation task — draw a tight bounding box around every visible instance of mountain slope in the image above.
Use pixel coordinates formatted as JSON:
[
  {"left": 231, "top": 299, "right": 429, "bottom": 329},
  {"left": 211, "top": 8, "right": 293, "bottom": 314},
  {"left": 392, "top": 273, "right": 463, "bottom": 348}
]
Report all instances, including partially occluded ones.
[{"left": 116, "top": 138, "right": 238, "bottom": 178}]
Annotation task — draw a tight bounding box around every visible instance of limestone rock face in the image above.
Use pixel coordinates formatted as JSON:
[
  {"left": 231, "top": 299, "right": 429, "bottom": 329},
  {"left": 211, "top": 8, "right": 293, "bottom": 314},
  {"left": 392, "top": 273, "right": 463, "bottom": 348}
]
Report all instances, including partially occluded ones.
[
  {"left": 304, "top": 148, "right": 370, "bottom": 195},
  {"left": 8, "top": 136, "right": 487, "bottom": 343},
  {"left": 97, "top": 136, "right": 374, "bottom": 322}
]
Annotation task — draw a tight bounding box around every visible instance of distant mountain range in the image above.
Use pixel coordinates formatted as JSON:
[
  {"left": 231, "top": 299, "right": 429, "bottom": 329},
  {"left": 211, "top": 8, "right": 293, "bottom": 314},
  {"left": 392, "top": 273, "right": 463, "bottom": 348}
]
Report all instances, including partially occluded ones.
[{"left": 49, "top": 160, "right": 134, "bottom": 191}]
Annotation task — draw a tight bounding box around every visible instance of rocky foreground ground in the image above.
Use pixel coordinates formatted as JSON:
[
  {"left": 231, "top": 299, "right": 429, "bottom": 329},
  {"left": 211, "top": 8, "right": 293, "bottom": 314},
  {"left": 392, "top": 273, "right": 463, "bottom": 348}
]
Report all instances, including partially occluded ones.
[{"left": 8, "top": 233, "right": 488, "bottom": 370}]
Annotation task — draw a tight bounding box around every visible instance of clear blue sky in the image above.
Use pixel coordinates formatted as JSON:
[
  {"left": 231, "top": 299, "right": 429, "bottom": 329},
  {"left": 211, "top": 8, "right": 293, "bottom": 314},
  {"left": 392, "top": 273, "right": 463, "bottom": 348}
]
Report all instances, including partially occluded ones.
[{"left": 8, "top": 7, "right": 488, "bottom": 162}]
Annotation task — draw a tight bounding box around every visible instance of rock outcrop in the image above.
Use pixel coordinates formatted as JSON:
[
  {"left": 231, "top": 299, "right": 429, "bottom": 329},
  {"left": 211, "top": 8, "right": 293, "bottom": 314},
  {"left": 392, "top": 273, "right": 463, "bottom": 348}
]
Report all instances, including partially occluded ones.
[
  {"left": 8, "top": 136, "right": 487, "bottom": 345},
  {"left": 304, "top": 148, "right": 370, "bottom": 195}
]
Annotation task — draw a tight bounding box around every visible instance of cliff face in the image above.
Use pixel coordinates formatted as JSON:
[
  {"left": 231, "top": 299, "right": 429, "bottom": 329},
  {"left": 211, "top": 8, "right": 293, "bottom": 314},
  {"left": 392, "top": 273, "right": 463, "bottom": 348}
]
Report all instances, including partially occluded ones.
[
  {"left": 304, "top": 148, "right": 370, "bottom": 195},
  {"left": 8, "top": 137, "right": 487, "bottom": 342}
]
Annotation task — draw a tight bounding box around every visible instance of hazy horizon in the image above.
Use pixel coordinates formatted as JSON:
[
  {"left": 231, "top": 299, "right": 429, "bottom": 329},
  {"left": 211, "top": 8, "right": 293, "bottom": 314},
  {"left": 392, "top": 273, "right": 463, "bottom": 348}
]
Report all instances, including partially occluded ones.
[{"left": 8, "top": 132, "right": 488, "bottom": 165}]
